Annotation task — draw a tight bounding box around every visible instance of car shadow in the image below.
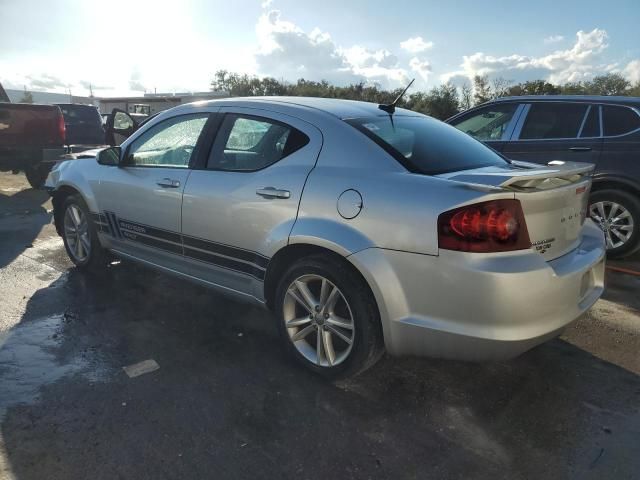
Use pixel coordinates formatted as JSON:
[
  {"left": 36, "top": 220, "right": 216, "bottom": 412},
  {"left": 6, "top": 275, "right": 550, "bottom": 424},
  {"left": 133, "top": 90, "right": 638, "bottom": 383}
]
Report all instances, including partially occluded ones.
[
  {"left": 1, "top": 262, "right": 639, "bottom": 479},
  {"left": 0, "top": 186, "right": 53, "bottom": 269}
]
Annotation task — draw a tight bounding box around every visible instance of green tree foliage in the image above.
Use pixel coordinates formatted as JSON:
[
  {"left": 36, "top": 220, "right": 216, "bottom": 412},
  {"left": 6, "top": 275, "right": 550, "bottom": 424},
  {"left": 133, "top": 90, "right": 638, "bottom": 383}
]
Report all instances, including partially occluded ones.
[{"left": 210, "top": 70, "right": 639, "bottom": 119}]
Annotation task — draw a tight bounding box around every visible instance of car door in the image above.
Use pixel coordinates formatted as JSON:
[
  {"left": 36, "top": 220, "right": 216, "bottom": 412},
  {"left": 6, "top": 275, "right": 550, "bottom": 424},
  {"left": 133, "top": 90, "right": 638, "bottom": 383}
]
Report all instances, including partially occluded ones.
[
  {"left": 96, "top": 112, "right": 211, "bottom": 266},
  {"left": 502, "top": 102, "right": 603, "bottom": 166},
  {"left": 447, "top": 102, "right": 523, "bottom": 153},
  {"left": 181, "top": 108, "right": 322, "bottom": 300},
  {"left": 105, "top": 109, "right": 139, "bottom": 146}
]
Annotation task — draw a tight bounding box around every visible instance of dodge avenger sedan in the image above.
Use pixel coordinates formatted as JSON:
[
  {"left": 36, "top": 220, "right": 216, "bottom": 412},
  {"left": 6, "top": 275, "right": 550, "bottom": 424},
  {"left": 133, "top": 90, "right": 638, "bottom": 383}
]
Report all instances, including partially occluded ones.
[{"left": 46, "top": 97, "right": 606, "bottom": 378}]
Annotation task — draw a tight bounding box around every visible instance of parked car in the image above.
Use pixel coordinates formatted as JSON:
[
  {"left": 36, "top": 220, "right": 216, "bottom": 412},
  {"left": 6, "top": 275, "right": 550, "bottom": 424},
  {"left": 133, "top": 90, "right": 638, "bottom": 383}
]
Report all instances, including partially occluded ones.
[
  {"left": 46, "top": 97, "right": 605, "bottom": 377},
  {"left": 56, "top": 103, "right": 105, "bottom": 152},
  {"left": 447, "top": 96, "right": 640, "bottom": 258},
  {"left": 0, "top": 102, "right": 66, "bottom": 188}
]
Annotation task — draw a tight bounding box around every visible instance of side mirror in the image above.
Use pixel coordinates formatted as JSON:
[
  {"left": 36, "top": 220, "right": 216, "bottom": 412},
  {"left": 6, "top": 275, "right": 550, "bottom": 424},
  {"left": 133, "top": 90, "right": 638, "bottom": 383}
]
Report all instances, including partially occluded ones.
[{"left": 97, "top": 146, "right": 122, "bottom": 166}]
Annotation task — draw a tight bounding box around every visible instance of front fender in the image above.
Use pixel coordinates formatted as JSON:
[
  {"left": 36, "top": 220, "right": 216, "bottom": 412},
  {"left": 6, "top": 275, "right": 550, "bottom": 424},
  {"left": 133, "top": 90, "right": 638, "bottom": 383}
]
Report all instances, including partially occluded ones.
[{"left": 48, "top": 158, "right": 101, "bottom": 213}]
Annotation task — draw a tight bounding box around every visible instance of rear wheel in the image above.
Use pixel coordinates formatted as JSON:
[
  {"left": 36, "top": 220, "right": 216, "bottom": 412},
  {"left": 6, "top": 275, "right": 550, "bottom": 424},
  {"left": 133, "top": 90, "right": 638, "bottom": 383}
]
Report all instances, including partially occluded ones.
[
  {"left": 589, "top": 189, "right": 640, "bottom": 258},
  {"left": 24, "top": 163, "right": 52, "bottom": 189},
  {"left": 61, "top": 194, "right": 108, "bottom": 270},
  {"left": 275, "top": 254, "right": 384, "bottom": 379}
]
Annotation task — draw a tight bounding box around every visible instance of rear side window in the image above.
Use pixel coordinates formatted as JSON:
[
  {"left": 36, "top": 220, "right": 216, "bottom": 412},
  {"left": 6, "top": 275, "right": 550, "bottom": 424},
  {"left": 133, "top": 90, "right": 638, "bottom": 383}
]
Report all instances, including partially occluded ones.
[
  {"left": 450, "top": 103, "right": 518, "bottom": 141},
  {"left": 346, "top": 116, "right": 508, "bottom": 175},
  {"left": 579, "top": 106, "right": 600, "bottom": 138},
  {"left": 520, "top": 103, "right": 588, "bottom": 139},
  {"left": 207, "top": 114, "right": 309, "bottom": 171},
  {"left": 603, "top": 105, "right": 640, "bottom": 136}
]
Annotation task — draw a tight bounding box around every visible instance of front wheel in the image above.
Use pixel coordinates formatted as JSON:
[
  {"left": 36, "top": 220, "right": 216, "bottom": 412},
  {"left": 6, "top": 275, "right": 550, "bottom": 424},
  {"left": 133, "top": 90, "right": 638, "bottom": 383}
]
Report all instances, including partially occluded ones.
[
  {"left": 61, "top": 194, "right": 109, "bottom": 271},
  {"left": 275, "top": 254, "right": 384, "bottom": 379},
  {"left": 589, "top": 189, "right": 640, "bottom": 258}
]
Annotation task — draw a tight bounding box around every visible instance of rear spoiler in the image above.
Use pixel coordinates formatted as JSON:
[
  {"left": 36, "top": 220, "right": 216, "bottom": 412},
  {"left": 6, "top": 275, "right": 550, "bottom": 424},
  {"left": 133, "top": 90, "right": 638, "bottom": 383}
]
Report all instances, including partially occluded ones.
[{"left": 446, "top": 160, "right": 594, "bottom": 191}]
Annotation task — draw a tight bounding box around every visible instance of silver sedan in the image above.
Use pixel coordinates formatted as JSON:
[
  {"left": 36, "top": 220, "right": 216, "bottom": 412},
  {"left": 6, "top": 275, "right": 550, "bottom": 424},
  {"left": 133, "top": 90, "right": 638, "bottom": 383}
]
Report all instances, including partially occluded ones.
[{"left": 47, "top": 97, "right": 606, "bottom": 378}]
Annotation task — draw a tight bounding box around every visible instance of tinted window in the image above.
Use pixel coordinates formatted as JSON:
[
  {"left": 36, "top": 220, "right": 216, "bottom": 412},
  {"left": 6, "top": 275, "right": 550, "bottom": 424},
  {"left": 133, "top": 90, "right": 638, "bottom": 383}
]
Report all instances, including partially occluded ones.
[
  {"left": 603, "top": 105, "right": 640, "bottom": 136},
  {"left": 451, "top": 103, "right": 518, "bottom": 141},
  {"left": 580, "top": 106, "right": 600, "bottom": 137},
  {"left": 207, "top": 114, "right": 309, "bottom": 171},
  {"left": 520, "top": 103, "right": 588, "bottom": 139},
  {"left": 346, "top": 116, "right": 508, "bottom": 175},
  {"left": 127, "top": 114, "right": 209, "bottom": 168}
]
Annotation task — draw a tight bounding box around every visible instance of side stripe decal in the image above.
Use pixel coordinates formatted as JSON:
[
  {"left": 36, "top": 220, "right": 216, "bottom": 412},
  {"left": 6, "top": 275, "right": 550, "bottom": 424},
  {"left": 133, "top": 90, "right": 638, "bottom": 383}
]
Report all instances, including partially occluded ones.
[{"left": 91, "top": 211, "right": 269, "bottom": 280}]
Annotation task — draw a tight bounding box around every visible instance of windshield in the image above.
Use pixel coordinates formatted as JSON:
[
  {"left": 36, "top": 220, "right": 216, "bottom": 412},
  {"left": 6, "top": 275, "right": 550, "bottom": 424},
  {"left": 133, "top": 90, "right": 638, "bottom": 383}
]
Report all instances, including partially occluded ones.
[
  {"left": 346, "top": 115, "right": 509, "bottom": 175},
  {"left": 58, "top": 105, "right": 102, "bottom": 127}
]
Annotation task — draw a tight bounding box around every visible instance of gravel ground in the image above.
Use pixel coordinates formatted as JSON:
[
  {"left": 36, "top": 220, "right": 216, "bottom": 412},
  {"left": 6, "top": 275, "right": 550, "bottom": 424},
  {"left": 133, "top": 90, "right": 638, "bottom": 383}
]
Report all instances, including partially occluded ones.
[{"left": 0, "top": 171, "right": 639, "bottom": 480}]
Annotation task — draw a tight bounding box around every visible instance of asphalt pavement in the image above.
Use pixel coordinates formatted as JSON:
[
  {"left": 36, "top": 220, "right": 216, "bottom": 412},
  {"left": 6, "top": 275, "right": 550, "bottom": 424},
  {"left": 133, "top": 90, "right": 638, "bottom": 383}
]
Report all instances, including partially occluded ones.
[{"left": 0, "top": 171, "right": 639, "bottom": 480}]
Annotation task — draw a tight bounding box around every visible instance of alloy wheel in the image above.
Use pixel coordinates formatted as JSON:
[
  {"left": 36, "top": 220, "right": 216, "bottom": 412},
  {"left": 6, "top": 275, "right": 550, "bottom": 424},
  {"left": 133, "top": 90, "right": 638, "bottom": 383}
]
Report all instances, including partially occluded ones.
[
  {"left": 283, "top": 274, "right": 355, "bottom": 367},
  {"left": 590, "top": 201, "right": 635, "bottom": 250},
  {"left": 63, "top": 204, "right": 91, "bottom": 262}
]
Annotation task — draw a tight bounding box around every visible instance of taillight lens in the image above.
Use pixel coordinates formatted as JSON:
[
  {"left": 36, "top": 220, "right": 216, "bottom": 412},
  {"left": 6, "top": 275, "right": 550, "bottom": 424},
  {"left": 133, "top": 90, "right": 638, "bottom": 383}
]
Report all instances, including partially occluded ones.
[
  {"left": 57, "top": 109, "right": 66, "bottom": 145},
  {"left": 438, "top": 199, "right": 531, "bottom": 253}
]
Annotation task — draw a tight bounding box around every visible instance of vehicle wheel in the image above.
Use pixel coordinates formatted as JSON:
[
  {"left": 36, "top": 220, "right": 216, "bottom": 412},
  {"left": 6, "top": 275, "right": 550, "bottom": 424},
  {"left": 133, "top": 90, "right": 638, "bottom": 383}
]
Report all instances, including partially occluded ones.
[
  {"left": 275, "top": 254, "right": 384, "bottom": 379},
  {"left": 61, "top": 194, "right": 108, "bottom": 270},
  {"left": 589, "top": 189, "right": 640, "bottom": 258},
  {"left": 24, "top": 163, "right": 52, "bottom": 189}
]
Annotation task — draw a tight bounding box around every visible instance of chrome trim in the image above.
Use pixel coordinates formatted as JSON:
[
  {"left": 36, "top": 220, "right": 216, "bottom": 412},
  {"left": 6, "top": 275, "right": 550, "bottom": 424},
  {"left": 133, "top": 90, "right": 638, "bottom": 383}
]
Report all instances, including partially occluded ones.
[
  {"left": 502, "top": 103, "right": 526, "bottom": 141},
  {"left": 576, "top": 105, "right": 591, "bottom": 138}
]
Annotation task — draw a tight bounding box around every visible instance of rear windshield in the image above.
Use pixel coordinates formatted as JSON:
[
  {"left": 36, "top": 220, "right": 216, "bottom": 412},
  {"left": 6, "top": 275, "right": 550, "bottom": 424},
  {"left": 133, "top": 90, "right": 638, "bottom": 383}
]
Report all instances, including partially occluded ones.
[
  {"left": 346, "top": 115, "right": 509, "bottom": 175},
  {"left": 58, "top": 105, "right": 102, "bottom": 126}
]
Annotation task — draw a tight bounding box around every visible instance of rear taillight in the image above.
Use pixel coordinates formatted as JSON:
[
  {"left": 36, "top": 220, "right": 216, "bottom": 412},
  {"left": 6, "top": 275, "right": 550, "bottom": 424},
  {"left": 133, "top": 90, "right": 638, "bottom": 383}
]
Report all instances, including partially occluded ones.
[
  {"left": 438, "top": 199, "right": 531, "bottom": 253},
  {"left": 56, "top": 109, "right": 66, "bottom": 145}
]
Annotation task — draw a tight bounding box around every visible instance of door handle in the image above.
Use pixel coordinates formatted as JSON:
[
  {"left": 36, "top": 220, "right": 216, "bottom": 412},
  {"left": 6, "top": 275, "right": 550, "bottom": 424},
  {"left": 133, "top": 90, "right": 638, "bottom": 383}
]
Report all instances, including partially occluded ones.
[
  {"left": 156, "top": 178, "right": 181, "bottom": 188},
  {"left": 256, "top": 187, "right": 291, "bottom": 199},
  {"left": 569, "top": 147, "right": 592, "bottom": 152}
]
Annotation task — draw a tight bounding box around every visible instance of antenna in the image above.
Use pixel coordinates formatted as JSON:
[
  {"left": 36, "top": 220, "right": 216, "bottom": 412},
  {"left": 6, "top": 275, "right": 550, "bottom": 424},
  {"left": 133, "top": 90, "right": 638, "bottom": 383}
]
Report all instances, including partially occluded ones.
[{"left": 378, "top": 78, "right": 414, "bottom": 115}]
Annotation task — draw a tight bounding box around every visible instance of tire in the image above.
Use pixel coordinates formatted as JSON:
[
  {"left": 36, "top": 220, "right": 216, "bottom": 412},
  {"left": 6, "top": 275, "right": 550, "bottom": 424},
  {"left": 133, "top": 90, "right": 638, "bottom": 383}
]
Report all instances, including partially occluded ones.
[
  {"left": 24, "top": 163, "right": 52, "bottom": 189},
  {"left": 60, "top": 194, "right": 109, "bottom": 271},
  {"left": 274, "top": 254, "right": 384, "bottom": 379},
  {"left": 589, "top": 189, "right": 640, "bottom": 258}
]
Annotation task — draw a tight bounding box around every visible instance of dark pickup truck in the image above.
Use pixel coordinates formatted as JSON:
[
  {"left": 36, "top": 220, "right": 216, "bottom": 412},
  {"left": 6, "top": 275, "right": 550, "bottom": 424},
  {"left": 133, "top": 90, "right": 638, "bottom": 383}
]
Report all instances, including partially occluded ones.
[{"left": 0, "top": 102, "right": 67, "bottom": 188}]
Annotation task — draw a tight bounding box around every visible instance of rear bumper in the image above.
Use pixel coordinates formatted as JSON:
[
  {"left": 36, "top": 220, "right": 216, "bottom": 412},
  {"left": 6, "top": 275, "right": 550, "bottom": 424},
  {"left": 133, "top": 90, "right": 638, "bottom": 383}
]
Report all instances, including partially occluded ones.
[
  {"left": 349, "top": 219, "right": 605, "bottom": 361},
  {"left": 0, "top": 146, "right": 66, "bottom": 170}
]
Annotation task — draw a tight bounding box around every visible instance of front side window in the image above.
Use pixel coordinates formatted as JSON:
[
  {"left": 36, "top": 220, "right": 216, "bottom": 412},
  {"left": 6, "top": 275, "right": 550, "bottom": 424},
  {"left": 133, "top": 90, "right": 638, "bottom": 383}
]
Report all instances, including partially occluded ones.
[
  {"left": 126, "top": 114, "right": 209, "bottom": 168},
  {"left": 519, "top": 103, "right": 588, "bottom": 140},
  {"left": 603, "top": 105, "right": 640, "bottom": 136},
  {"left": 347, "top": 115, "right": 509, "bottom": 175},
  {"left": 207, "top": 114, "right": 309, "bottom": 171},
  {"left": 450, "top": 103, "right": 518, "bottom": 141}
]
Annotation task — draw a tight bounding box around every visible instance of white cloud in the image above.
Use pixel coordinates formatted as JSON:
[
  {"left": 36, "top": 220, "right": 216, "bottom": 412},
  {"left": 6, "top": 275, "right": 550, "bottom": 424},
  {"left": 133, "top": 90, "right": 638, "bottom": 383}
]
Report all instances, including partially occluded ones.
[
  {"left": 623, "top": 59, "right": 640, "bottom": 84},
  {"left": 544, "top": 35, "right": 564, "bottom": 44},
  {"left": 254, "top": 10, "right": 413, "bottom": 87},
  {"left": 442, "top": 28, "right": 610, "bottom": 85},
  {"left": 261, "top": 0, "right": 273, "bottom": 8},
  {"left": 400, "top": 36, "right": 434, "bottom": 53},
  {"left": 409, "top": 57, "right": 432, "bottom": 82}
]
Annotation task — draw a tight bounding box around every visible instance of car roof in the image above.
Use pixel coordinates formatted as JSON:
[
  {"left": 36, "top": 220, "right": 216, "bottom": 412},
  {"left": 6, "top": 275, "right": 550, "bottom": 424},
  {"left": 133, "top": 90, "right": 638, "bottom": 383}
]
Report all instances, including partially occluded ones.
[
  {"left": 197, "top": 96, "right": 418, "bottom": 119},
  {"left": 489, "top": 95, "right": 640, "bottom": 106}
]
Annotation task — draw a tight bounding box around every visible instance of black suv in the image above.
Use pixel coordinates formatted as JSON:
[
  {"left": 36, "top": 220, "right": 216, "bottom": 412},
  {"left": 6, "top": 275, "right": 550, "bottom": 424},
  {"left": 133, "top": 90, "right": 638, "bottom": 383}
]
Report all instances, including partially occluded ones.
[{"left": 447, "top": 96, "right": 640, "bottom": 258}]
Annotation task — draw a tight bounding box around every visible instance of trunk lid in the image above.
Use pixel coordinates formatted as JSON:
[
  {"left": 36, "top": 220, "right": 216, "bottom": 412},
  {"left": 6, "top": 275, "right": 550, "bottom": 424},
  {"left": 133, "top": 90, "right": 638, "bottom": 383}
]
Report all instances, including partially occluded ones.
[{"left": 439, "top": 160, "right": 594, "bottom": 260}]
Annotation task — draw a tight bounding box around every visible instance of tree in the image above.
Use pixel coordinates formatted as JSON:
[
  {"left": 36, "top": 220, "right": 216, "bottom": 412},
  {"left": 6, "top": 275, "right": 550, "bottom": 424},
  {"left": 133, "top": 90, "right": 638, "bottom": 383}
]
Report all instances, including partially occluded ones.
[
  {"left": 506, "top": 80, "right": 560, "bottom": 96},
  {"left": 19, "top": 87, "right": 34, "bottom": 104},
  {"left": 491, "top": 77, "right": 513, "bottom": 98},
  {"left": 473, "top": 75, "right": 492, "bottom": 105},
  {"left": 459, "top": 82, "right": 473, "bottom": 111},
  {"left": 584, "top": 73, "right": 631, "bottom": 96}
]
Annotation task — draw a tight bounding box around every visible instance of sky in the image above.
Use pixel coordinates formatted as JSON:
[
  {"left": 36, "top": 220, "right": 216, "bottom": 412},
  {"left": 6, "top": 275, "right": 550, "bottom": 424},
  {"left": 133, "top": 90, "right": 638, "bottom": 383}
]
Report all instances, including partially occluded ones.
[{"left": 1, "top": 0, "right": 639, "bottom": 97}]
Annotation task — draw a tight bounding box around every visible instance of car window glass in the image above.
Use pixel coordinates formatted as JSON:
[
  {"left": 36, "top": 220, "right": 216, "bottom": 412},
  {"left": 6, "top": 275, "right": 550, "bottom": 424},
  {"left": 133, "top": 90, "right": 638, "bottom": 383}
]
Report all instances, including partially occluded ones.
[
  {"left": 603, "top": 105, "right": 640, "bottom": 136},
  {"left": 451, "top": 103, "right": 518, "bottom": 141},
  {"left": 347, "top": 116, "right": 508, "bottom": 175},
  {"left": 127, "top": 114, "right": 209, "bottom": 168},
  {"left": 114, "top": 111, "right": 134, "bottom": 130},
  {"left": 520, "top": 103, "right": 588, "bottom": 140},
  {"left": 207, "top": 114, "right": 309, "bottom": 171},
  {"left": 580, "top": 106, "right": 600, "bottom": 137}
]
